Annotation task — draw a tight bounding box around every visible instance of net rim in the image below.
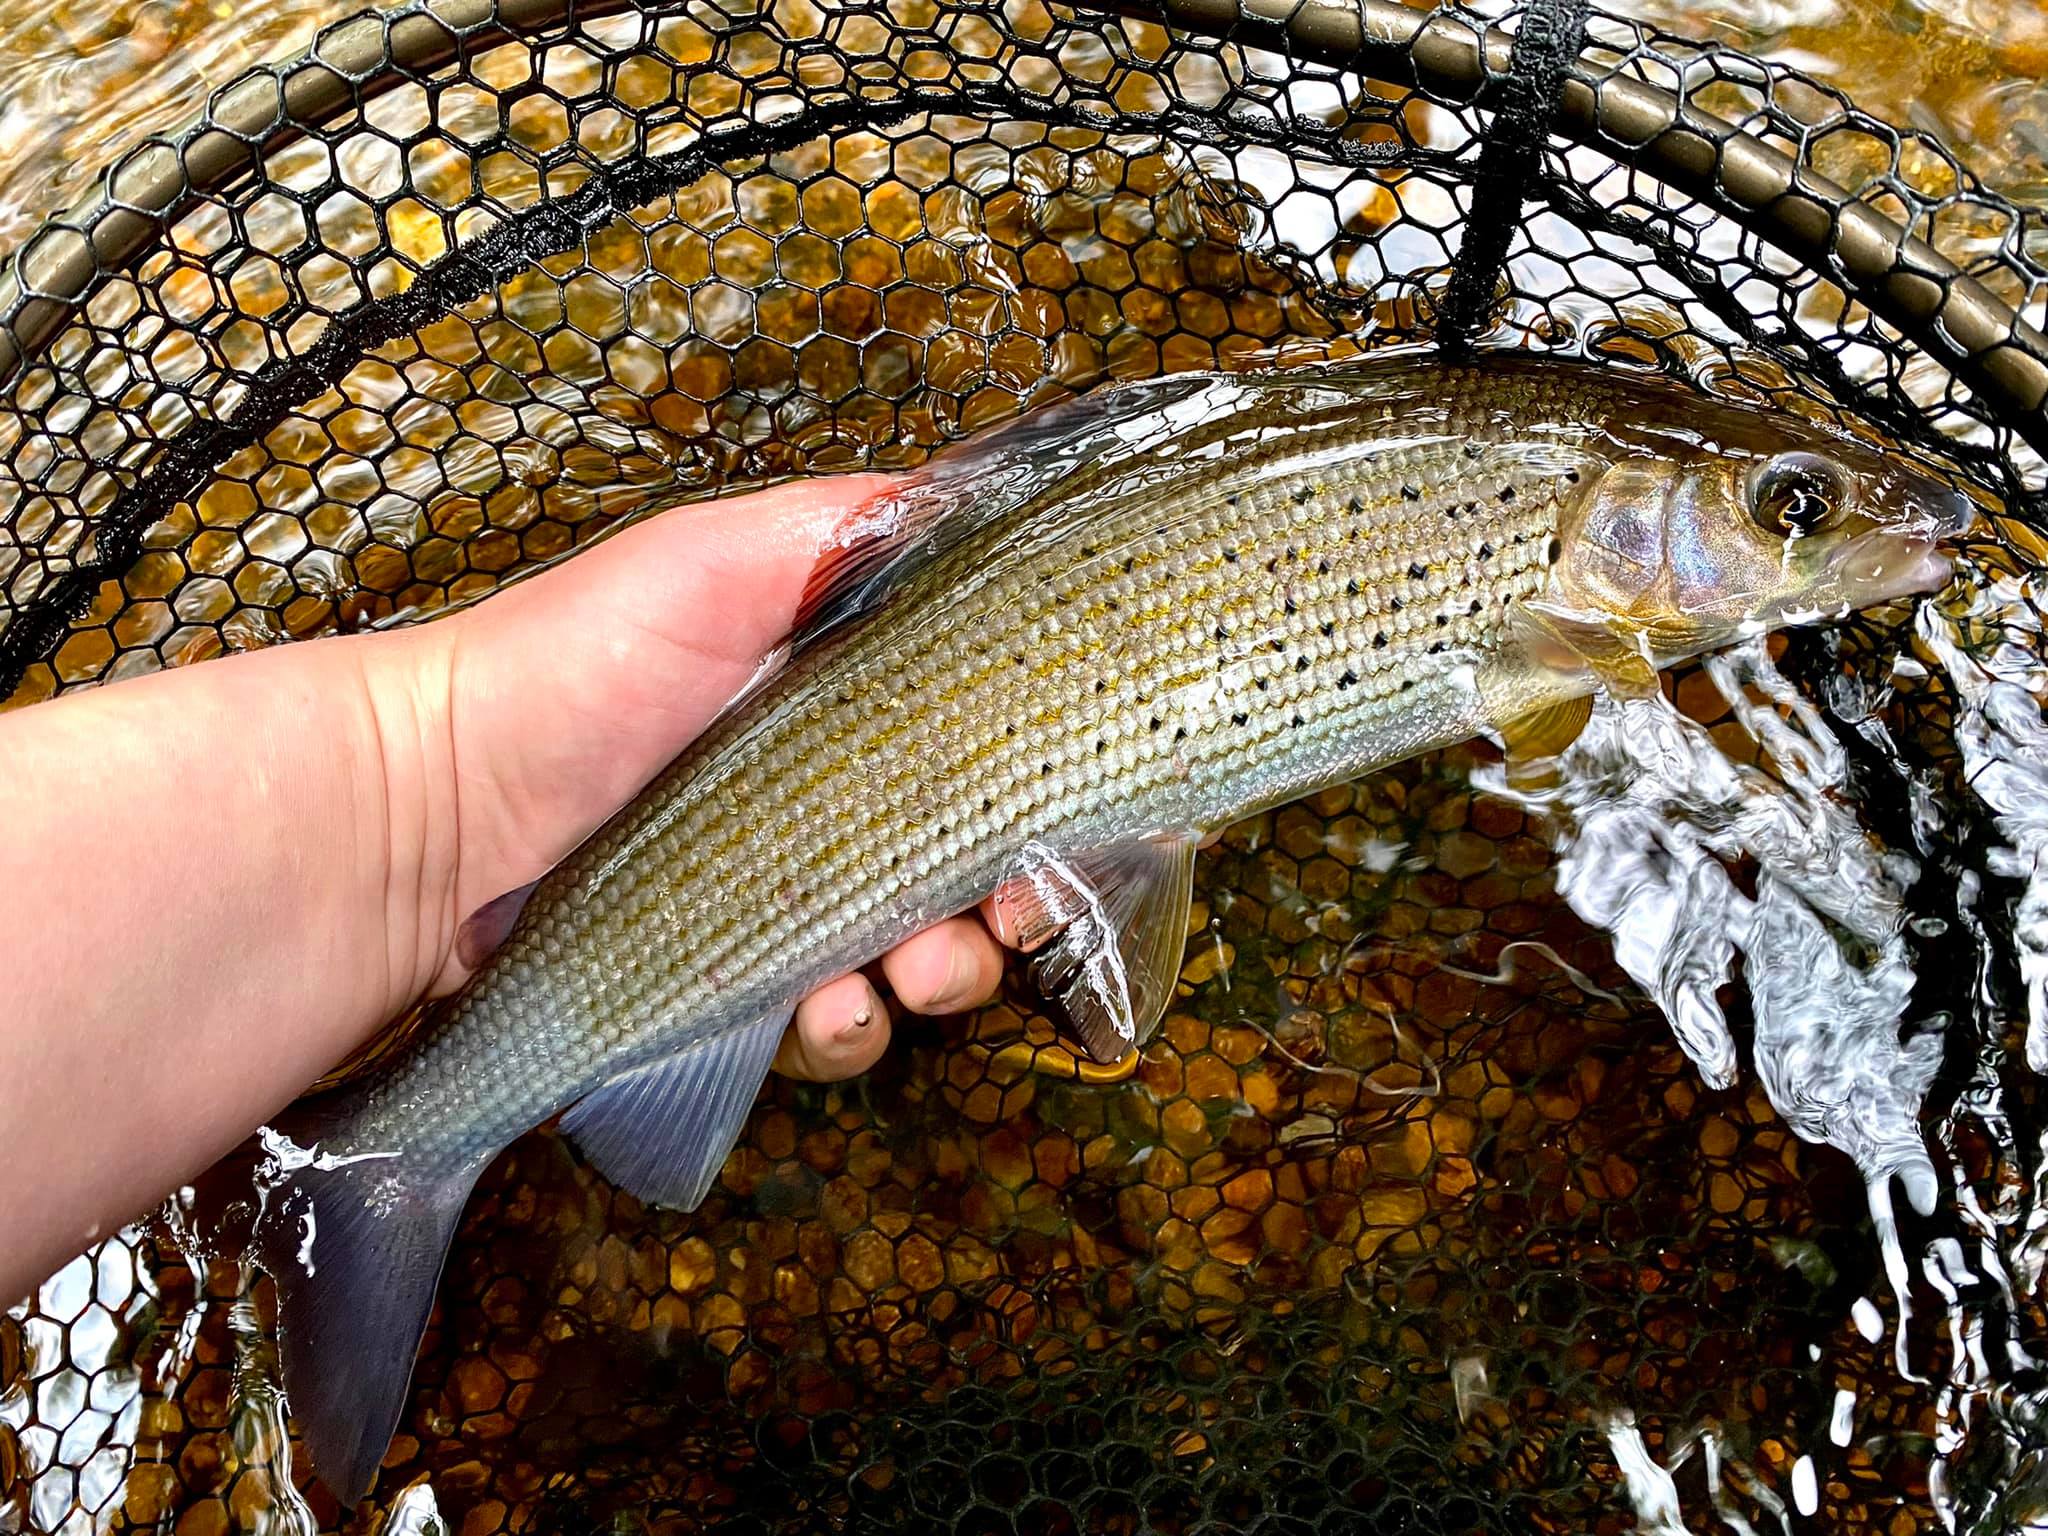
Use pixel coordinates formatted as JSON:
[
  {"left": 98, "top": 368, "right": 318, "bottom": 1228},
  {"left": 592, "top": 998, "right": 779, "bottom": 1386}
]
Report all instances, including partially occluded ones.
[{"left": 0, "top": 0, "right": 2040, "bottom": 461}]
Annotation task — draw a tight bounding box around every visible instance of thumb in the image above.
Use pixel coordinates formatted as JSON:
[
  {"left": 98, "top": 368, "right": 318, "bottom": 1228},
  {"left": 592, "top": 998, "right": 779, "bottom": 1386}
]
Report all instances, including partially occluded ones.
[{"left": 391, "top": 473, "right": 890, "bottom": 989}]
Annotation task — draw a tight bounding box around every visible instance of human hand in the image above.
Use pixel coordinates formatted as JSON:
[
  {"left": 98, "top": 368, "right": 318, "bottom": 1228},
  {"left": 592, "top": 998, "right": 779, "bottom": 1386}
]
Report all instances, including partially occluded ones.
[{"left": 0, "top": 476, "right": 1012, "bottom": 1304}]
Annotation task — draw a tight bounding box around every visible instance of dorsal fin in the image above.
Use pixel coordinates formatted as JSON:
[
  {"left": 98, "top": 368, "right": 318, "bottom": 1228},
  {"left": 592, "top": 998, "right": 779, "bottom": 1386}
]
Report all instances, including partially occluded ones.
[{"left": 791, "top": 373, "right": 1219, "bottom": 649}]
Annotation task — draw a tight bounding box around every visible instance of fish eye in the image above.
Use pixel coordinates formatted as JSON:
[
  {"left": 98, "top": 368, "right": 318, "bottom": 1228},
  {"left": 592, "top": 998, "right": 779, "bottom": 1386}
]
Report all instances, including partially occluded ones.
[{"left": 1747, "top": 451, "right": 1851, "bottom": 539}]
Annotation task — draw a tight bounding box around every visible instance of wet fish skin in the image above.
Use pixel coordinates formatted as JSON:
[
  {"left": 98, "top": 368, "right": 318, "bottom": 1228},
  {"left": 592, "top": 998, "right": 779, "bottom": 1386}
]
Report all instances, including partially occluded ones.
[{"left": 246, "top": 354, "right": 1970, "bottom": 1503}]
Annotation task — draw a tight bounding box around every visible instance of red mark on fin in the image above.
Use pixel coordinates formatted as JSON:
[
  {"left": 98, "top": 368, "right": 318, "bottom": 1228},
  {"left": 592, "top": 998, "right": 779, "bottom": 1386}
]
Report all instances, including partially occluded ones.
[{"left": 791, "top": 485, "right": 931, "bottom": 637}]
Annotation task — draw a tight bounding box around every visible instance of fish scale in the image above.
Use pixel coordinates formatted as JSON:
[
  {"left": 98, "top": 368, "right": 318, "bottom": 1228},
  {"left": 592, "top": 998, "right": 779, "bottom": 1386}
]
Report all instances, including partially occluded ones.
[
  {"left": 378, "top": 377, "right": 1616, "bottom": 1155},
  {"left": 247, "top": 354, "right": 1969, "bottom": 1508}
]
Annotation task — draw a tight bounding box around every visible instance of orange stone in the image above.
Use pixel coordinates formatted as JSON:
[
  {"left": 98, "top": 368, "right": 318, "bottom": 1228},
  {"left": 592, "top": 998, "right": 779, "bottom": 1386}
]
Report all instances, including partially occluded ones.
[
  {"left": 1184, "top": 1054, "right": 1241, "bottom": 1102},
  {"left": 669, "top": 1237, "right": 718, "bottom": 1295},
  {"left": 1199, "top": 1207, "right": 1259, "bottom": 1265},
  {"left": 1222, "top": 1168, "right": 1274, "bottom": 1213}
]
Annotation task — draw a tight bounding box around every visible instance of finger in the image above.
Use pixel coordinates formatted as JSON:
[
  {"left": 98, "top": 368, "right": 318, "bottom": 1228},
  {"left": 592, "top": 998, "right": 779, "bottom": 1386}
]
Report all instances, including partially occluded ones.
[
  {"left": 880, "top": 916, "right": 1005, "bottom": 1015},
  {"left": 775, "top": 972, "right": 892, "bottom": 1081},
  {"left": 979, "top": 881, "right": 1061, "bottom": 952}
]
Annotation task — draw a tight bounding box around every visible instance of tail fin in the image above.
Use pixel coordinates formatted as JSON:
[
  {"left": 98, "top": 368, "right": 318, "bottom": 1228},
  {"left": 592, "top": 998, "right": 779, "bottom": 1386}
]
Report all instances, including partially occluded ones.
[{"left": 246, "top": 1125, "right": 483, "bottom": 1507}]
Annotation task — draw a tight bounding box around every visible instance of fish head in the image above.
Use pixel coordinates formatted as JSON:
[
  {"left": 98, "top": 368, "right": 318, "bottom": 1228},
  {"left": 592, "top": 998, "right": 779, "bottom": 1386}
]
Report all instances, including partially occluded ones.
[{"left": 1550, "top": 406, "right": 1974, "bottom": 656}]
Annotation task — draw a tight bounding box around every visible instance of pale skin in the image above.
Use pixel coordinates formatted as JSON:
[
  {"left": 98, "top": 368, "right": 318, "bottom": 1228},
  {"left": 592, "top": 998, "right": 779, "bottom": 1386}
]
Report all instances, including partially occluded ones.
[{"left": 0, "top": 476, "right": 1037, "bottom": 1307}]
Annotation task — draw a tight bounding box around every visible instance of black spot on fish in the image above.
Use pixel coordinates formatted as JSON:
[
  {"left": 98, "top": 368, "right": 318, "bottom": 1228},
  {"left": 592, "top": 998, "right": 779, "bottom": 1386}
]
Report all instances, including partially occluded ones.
[
  {"left": 1390, "top": 596, "right": 1404, "bottom": 612},
  {"left": 1565, "top": 469, "right": 1581, "bottom": 484},
  {"left": 1223, "top": 548, "right": 1239, "bottom": 563},
  {"left": 1408, "top": 561, "right": 1428, "bottom": 580},
  {"left": 1435, "top": 613, "right": 1449, "bottom": 628},
  {"left": 1231, "top": 711, "right": 1249, "bottom": 726},
  {"left": 1317, "top": 558, "right": 1331, "bottom": 575},
  {"left": 1464, "top": 441, "right": 1484, "bottom": 458},
  {"left": 1123, "top": 556, "right": 1136, "bottom": 573},
  {"left": 1346, "top": 578, "right": 1360, "bottom": 596},
  {"left": 1479, "top": 541, "right": 1494, "bottom": 560},
  {"left": 1173, "top": 725, "right": 1187, "bottom": 742},
  {"left": 1149, "top": 716, "right": 1163, "bottom": 732},
  {"left": 1105, "top": 597, "right": 1119, "bottom": 611},
  {"left": 1292, "top": 484, "right": 1315, "bottom": 505},
  {"left": 1400, "top": 677, "right": 1416, "bottom": 692},
  {"left": 1499, "top": 484, "right": 1516, "bottom": 503},
  {"left": 1270, "top": 638, "right": 1285, "bottom": 652},
  {"left": 1213, "top": 623, "right": 1229, "bottom": 641},
  {"left": 1373, "top": 632, "right": 1388, "bottom": 649},
  {"left": 1094, "top": 739, "right": 1105, "bottom": 755},
  {"left": 1428, "top": 640, "right": 1447, "bottom": 654},
  {"left": 1226, "top": 493, "right": 1240, "bottom": 508},
  {"left": 1347, "top": 494, "right": 1364, "bottom": 515},
  {"left": 1402, "top": 484, "right": 1420, "bottom": 501},
  {"left": 1295, "top": 656, "right": 1310, "bottom": 672},
  {"left": 1547, "top": 537, "right": 1562, "bottom": 562},
  {"left": 1254, "top": 678, "right": 1268, "bottom": 691},
  {"left": 1319, "top": 621, "right": 1335, "bottom": 638},
  {"left": 1283, "top": 598, "right": 1297, "bottom": 616},
  {"left": 1290, "top": 713, "right": 1304, "bottom": 729},
  {"left": 1095, "top": 679, "right": 1106, "bottom": 693},
  {"left": 1338, "top": 669, "right": 1358, "bottom": 689},
  {"left": 1468, "top": 599, "right": 1482, "bottom": 615}
]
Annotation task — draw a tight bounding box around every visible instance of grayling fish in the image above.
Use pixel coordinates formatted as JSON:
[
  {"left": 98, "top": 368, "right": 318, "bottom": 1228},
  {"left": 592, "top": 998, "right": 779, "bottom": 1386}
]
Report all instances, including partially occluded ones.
[{"left": 245, "top": 354, "right": 1971, "bottom": 1501}]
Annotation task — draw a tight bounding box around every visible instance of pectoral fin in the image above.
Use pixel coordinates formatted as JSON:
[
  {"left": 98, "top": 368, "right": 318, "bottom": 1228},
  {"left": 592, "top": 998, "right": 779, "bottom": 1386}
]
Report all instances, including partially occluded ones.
[
  {"left": 560, "top": 1011, "right": 788, "bottom": 1210},
  {"left": 1509, "top": 598, "right": 1660, "bottom": 699},
  {"left": 991, "top": 834, "right": 1198, "bottom": 1063},
  {"left": 1497, "top": 694, "right": 1594, "bottom": 761}
]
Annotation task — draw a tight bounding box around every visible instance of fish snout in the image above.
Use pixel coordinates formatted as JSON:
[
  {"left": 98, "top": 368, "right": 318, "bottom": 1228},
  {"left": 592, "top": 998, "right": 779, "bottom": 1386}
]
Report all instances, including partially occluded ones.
[
  {"left": 1826, "top": 532, "right": 1954, "bottom": 598},
  {"left": 1821, "top": 476, "right": 1977, "bottom": 602},
  {"left": 1917, "top": 481, "right": 1979, "bottom": 539}
]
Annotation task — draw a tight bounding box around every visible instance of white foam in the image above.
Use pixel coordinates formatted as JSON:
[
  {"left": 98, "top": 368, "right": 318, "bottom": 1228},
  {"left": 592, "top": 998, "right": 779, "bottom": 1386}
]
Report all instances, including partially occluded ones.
[{"left": 1478, "top": 639, "right": 1941, "bottom": 1211}]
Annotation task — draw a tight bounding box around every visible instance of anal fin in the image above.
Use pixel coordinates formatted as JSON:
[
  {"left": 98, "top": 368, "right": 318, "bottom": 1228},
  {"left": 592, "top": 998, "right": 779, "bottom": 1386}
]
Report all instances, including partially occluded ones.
[
  {"left": 559, "top": 1011, "right": 788, "bottom": 1210},
  {"left": 990, "top": 834, "right": 1198, "bottom": 1063},
  {"left": 454, "top": 879, "right": 539, "bottom": 969}
]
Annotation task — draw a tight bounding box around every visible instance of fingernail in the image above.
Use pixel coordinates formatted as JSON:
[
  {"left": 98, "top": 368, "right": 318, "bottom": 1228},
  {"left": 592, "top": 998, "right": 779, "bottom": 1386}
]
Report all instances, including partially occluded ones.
[{"left": 834, "top": 997, "right": 876, "bottom": 1043}]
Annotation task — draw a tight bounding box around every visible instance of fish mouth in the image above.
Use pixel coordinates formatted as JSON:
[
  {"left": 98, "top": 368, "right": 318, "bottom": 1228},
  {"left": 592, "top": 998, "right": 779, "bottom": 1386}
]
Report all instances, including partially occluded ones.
[
  {"left": 1825, "top": 531, "right": 1952, "bottom": 595},
  {"left": 1819, "top": 483, "right": 1975, "bottom": 603}
]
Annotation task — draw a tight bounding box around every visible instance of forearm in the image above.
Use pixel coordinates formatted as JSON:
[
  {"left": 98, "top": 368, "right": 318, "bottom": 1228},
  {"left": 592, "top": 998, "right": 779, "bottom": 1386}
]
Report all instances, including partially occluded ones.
[
  {"left": 0, "top": 630, "right": 431, "bottom": 1299},
  {"left": 0, "top": 474, "right": 894, "bottom": 1307}
]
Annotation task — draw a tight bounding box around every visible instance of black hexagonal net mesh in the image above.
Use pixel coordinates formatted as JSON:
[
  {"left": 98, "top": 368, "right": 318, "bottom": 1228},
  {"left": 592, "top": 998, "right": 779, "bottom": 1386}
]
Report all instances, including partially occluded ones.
[{"left": 4, "top": 2, "right": 2048, "bottom": 1533}]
